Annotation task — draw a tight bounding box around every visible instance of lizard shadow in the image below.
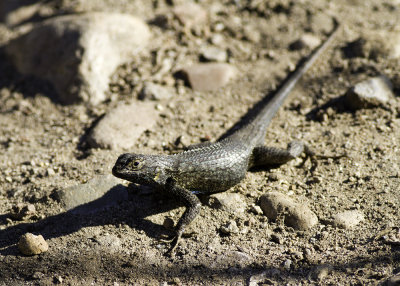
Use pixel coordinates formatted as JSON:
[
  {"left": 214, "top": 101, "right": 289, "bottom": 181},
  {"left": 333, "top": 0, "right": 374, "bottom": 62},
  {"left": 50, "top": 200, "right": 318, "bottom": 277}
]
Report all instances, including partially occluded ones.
[{"left": 0, "top": 184, "right": 184, "bottom": 256}]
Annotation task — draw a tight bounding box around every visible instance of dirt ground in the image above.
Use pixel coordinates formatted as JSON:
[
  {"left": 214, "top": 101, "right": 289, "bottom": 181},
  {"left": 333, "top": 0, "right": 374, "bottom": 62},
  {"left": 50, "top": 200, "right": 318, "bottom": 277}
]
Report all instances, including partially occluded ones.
[{"left": 1, "top": 0, "right": 400, "bottom": 285}]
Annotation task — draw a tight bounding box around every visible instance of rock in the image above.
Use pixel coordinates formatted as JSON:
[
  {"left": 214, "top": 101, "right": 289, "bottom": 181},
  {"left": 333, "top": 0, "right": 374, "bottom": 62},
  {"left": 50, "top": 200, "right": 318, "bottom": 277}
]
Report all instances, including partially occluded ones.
[
  {"left": 270, "top": 233, "right": 283, "bottom": 244},
  {"left": 18, "top": 233, "right": 48, "bottom": 255},
  {"left": 93, "top": 234, "right": 121, "bottom": 253},
  {"left": 180, "top": 63, "right": 237, "bottom": 92},
  {"left": 0, "top": 1, "right": 42, "bottom": 26},
  {"left": 163, "top": 217, "right": 175, "bottom": 230},
  {"left": 5, "top": 12, "right": 150, "bottom": 105},
  {"left": 259, "top": 192, "right": 318, "bottom": 230},
  {"left": 387, "top": 272, "right": 400, "bottom": 286},
  {"left": 332, "top": 210, "right": 364, "bottom": 229},
  {"left": 212, "top": 251, "right": 253, "bottom": 269},
  {"left": 173, "top": 3, "right": 207, "bottom": 28},
  {"left": 249, "top": 269, "right": 281, "bottom": 286},
  {"left": 283, "top": 259, "right": 292, "bottom": 270},
  {"left": 10, "top": 203, "right": 36, "bottom": 220},
  {"left": 344, "top": 75, "right": 393, "bottom": 110},
  {"left": 207, "top": 193, "right": 246, "bottom": 213},
  {"left": 210, "top": 34, "right": 225, "bottom": 45},
  {"left": 243, "top": 26, "right": 261, "bottom": 43},
  {"left": 308, "top": 264, "right": 333, "bottom": 281},
  {"left": 200, "top": 46, "right": 228, "bottom": 62},
  {"left": 55, "top": 175, "right": 128, "bottom": 212},
  {"left": 139, "top": 82, "right": 173, "bottom": 101},
  {"left": 310, "top": 14, "right": 334, "bottom": 34},
  {"left": 345, "top": 31, "right": 400, "bottom": 59},
  {"left": 290, "top": 34, "right": 321, "bottom": 50},
  {"left": 87, "top": 101, "right": 158, "bottom": 150},
  {"left": 220, "top": 220, "right": 239, "bottom": 235},
  {"left": 249, "top": 204, "right": 263, "bottom": 215}
]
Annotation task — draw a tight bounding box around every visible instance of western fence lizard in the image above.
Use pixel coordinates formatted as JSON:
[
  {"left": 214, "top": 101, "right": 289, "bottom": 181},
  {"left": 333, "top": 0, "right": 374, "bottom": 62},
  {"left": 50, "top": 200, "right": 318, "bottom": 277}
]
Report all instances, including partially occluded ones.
[{"left": 112, "top": 22, "right": 340, "bottom": 255}]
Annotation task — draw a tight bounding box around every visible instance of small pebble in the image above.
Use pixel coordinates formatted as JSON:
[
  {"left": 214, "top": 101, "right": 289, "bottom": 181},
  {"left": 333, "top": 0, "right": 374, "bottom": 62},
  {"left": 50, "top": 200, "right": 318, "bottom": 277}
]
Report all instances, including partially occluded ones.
[
  {"left": 332, "top": 210, "right": 364, "bottom": 229},
  {"left": 32, "top": 271, "right": 44, "bottom": 279},
  {"left": 310, "top": 14, "right": 334, "bottom": 34},
  {"left": 270, "top": 233, "right": 282, "bottom": 244},
  {"left": 283, "top": 259, "right": 292, "bottom": 270},
  {"left": 173, "top": 3, "right": 207, "bottom": 28},
  {"left": 249, "top": 204, "right": 263, "bottom": 215},
  {"left": 268, "top": 173, "right": 280, "bottom": 181},
  {"left": 208, "top": 193, "right": 246, "bottom": 213},
  {"left": 249, "top": 269, "right": 280, "bottom": 286},
  {"left": 387, "top": 272, "right": 400, "bottom": 286},
  {"left": 163, "top": 217, "right": 175, "bottom": 230},
  {"left": 220, "top": 220, "right": 239, "bottom": 235},
  {"left": 139, "top": 82, "right": 172, "bottom": 101},
  {"left": 10, "top": 203, "right": 36, "bottom": 220},
  {"left": 308, "top": 264, "right": 333, "bottom": 281},
  {"left": 180, "top": 63, "right": 237, "bottom": 92},
  {"left": 259, "top": 192, "right": 318, "bottom": 230},
  {"left": 53, "top": 276, "right": 63, "bottom": 283},
  {"left": 200, "top": 46, "right": 228, "bottom": 62},
  {"left": 290, "top": 34, "right": 321, "bottom": 50},
  {"left": 18, "top": 233, "right": 49, "bottom": 255},
  {"left": 210, "top": 34, "right": 224, "bottom": 45},
  {"left": 46, "top": 168, "right": 55, "bottom": 176}
]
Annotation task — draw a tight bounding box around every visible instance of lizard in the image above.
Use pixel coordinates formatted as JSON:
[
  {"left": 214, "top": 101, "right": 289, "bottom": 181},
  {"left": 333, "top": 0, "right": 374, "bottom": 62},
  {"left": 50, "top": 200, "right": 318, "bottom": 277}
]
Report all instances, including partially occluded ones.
[{"left": 112, "top": 22, "right": 340, "bottom": 255}]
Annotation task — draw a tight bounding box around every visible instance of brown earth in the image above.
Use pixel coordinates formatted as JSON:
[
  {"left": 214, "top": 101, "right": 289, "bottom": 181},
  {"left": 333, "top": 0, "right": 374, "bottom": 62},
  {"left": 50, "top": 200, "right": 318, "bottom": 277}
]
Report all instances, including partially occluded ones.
[{"left": 0, "top": 0, "right": 399, "bottom": 285}]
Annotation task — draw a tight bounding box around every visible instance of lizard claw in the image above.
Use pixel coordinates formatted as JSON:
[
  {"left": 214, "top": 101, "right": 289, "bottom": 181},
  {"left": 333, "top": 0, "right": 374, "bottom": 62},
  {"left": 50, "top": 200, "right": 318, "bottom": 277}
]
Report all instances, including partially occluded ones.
[{"left": 159, "top": 234, "right": 175, "bottom": 243}]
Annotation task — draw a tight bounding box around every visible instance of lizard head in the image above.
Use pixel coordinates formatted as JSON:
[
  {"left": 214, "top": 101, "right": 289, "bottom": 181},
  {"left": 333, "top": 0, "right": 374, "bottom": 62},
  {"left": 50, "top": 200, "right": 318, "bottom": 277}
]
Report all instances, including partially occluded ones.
[{"left": 112, "top": 153, "right": 169, "bottom": 186}]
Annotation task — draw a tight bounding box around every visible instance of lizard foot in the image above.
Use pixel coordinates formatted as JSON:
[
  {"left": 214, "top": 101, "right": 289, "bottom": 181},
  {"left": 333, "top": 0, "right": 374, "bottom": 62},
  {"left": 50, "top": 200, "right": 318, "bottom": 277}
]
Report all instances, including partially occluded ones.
[
  {"left": 163, "top": 233, "right": 181, "bottom": 257},
  {"left": 303, "top": 145, "right": 347, "bottom": 173}
]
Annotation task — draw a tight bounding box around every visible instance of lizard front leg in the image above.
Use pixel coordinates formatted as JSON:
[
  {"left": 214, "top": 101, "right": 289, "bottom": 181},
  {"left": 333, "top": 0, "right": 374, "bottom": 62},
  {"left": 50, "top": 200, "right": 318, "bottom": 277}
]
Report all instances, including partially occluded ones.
[{"left": 164, "top": 178, "right": 201, "bottom": 255}]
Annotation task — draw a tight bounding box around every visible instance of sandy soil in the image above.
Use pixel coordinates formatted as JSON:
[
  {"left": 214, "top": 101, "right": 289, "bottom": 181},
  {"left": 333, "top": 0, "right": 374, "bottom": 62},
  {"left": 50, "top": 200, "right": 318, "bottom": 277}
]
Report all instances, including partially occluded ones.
[{"left": 0, "top": 0, "right": 399, "bottom": 285}]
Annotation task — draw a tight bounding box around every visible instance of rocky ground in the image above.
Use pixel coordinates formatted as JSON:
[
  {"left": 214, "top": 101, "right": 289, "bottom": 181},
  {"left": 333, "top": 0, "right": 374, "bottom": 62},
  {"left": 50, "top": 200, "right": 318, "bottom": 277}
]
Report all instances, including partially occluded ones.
[{"left": 1, "top": 0, "right": 400, "bottom": 285}]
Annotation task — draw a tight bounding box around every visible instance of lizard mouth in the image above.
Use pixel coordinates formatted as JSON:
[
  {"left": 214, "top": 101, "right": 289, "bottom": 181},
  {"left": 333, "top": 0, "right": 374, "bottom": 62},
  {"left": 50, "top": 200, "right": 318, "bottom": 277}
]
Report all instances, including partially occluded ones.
[
  {"left": 112, "top": 153, "right": 133, "bottom": 179},
  {"left": 112, "top": 164, "right": 140, "bottom": 182}
]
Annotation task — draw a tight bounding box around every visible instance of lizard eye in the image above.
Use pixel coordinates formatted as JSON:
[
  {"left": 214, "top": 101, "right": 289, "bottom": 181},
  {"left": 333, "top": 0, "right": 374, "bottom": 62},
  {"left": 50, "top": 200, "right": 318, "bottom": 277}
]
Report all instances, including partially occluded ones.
[{"left": 130, "top": 159, "right": 144, "bottom": 170}]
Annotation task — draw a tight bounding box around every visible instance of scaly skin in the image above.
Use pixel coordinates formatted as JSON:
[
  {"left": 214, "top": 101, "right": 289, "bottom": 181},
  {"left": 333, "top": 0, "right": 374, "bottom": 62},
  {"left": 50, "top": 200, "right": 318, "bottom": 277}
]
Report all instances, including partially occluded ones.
[{"left": 112, "top": 22, "right": 340, "bottom": 255}]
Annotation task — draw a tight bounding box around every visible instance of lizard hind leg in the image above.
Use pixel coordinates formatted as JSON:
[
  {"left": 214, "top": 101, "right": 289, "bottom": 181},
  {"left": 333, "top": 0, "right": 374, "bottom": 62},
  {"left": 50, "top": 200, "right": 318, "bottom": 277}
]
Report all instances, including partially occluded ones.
[{"left": 250, "top": 140, "right": 314, "bottom": 168}]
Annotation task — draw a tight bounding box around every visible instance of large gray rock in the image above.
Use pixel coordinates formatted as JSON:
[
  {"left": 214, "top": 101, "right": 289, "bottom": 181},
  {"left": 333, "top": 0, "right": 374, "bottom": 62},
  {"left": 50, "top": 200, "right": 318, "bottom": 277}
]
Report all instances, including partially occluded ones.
[
  {"left": 345, "top": 31, "right": 400, "bottom": 60},
  {"left": 87, "top": 101, "right": 158, "bottom": 150},
  {"left": 344, "top": 75, "right": 393, "bottom": 110},
  {"left": 56, "top": 175, "right": 127, "bottom": 212},
  {"left": 5, "top": 12, "right": 150, "bottom": 104}
]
